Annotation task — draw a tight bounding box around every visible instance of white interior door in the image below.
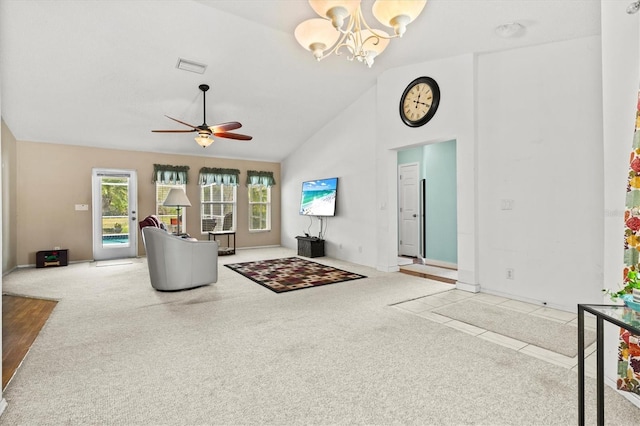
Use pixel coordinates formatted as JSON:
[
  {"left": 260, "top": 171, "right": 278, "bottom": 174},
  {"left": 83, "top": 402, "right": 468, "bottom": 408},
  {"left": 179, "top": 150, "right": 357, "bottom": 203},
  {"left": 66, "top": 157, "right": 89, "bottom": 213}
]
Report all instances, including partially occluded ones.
[
  {"left": 399, "top": 163, "right": 419, "bottom": 257},
  {"left": 92, "top": 168, "right": 138, "bottom": 260}
]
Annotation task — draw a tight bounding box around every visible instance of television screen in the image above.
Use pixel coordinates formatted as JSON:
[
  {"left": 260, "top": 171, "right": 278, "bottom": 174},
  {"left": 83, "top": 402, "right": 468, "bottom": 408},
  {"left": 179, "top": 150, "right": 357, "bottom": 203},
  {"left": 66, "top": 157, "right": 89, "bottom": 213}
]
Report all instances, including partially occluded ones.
[{"left": 299, "top": 177, "right": 338, "bottom": 216}]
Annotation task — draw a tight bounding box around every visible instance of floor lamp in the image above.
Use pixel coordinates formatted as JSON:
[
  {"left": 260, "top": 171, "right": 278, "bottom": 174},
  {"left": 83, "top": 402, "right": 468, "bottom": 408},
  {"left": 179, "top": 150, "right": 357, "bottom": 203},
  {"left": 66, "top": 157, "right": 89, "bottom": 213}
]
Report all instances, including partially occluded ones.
[{"left": 163, "top": 188, "right": 191, "bottom": 235}]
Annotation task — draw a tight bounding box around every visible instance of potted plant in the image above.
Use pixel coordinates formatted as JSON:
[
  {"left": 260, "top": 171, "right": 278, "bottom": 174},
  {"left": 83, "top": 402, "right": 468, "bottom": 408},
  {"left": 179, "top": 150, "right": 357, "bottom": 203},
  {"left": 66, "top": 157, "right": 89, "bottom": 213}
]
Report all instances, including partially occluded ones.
[
  {"left": 113, "top": 223, "right": 122, "bottom": 234},
  {"left": 603, "top": 270, "right": 640, "bottom": 307}
]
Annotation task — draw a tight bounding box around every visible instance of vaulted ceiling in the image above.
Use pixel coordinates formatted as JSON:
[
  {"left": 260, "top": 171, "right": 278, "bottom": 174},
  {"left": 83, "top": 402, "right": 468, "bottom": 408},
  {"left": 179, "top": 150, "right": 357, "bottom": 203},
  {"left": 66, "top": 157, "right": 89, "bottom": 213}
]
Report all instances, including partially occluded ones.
[{"left": 0, "top": 0, "right": 601, "bottom": 162}]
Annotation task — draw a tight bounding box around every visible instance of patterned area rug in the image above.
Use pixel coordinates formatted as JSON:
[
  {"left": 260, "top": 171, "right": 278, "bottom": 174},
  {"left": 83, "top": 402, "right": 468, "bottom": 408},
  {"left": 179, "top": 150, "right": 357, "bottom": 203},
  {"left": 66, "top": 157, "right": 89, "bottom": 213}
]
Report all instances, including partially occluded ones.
[{"left": 225, "top": 257, "right": 366, "bottom": 293}]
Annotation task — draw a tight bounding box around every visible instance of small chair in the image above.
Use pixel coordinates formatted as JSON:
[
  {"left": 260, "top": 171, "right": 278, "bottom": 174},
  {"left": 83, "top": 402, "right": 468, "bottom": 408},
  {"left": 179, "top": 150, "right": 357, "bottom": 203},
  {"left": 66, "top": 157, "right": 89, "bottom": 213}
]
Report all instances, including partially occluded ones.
[
  {"left": 222, "top": 212, "right": 233, "bottom": 230},
  {"left": 202, "top": 218, "right": 217, "bottom": 232},
  {"left": 141, "top": 227, "right": 218, "bottom": 291}
]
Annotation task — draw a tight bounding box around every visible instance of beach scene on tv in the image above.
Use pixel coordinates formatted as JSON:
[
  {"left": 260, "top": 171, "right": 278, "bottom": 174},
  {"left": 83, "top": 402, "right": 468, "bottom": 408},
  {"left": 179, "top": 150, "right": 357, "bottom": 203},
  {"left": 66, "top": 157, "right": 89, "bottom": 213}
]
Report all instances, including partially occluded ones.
[{"left": 299, "top": 178, "right": 338, "bottom": 216}]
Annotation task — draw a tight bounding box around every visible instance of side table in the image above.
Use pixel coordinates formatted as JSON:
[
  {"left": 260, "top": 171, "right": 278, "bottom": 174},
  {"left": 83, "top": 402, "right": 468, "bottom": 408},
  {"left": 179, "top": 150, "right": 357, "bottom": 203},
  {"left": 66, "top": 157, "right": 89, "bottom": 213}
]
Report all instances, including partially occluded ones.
[
  {"left": 577, "top": 303, "right": 640, "bottom": 426},
  {"left": 296, "top": 236, "right": 324, "bottom": 258},
  {"left": 208, "top": 231, "right": 236, "bottom": 255}
]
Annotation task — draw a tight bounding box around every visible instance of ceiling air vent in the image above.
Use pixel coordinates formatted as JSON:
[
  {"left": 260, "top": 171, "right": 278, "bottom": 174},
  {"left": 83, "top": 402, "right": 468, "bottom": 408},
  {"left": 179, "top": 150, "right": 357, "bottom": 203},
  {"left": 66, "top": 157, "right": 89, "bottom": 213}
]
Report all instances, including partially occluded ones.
[{"left": 176, "top": 58, "right": 207, "bottom": 74}]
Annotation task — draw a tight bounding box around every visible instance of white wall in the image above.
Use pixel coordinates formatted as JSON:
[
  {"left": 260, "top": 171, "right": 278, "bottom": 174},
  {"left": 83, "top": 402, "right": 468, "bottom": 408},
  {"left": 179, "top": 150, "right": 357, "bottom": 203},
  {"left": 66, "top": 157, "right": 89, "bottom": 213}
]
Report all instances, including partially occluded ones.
[
  {"left": 476, "top": 36, "right": 603, "bottom": 311},
  {"left": 281, "top": 87, "right": 378, "bottom": 267},
  {"left": 376, "top": 54, "right": 477, "bottom": 290},
  {"left": 281, "top": 3, "right": 631, "bottom": 315}
]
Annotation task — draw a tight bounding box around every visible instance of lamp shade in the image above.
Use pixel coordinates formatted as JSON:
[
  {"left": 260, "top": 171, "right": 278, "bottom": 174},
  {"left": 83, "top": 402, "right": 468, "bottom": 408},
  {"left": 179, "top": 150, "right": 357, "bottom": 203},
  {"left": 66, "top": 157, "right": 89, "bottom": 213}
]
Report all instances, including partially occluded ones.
[
  {"left": 372, "top": 0, "right": 427, "bottom": 36},
  {"left": 195, "top": 134, "right": 213, "bottom": 148},
  {"left": 163, "top": 188, "right": 192, "bottom": 207},
  {"left": 294, "top": 18, "right": 341, "bottom": 59}
]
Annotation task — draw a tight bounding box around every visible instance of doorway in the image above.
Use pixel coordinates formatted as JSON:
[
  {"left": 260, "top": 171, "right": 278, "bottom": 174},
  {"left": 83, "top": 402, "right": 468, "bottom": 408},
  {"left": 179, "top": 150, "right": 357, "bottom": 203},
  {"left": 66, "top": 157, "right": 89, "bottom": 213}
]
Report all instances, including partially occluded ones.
[
  {"left": 397, "top": 140, "right": 458, "bottom": 267},
  {"left": 92, "top": 168, "right": 138, "bottom": 260}
]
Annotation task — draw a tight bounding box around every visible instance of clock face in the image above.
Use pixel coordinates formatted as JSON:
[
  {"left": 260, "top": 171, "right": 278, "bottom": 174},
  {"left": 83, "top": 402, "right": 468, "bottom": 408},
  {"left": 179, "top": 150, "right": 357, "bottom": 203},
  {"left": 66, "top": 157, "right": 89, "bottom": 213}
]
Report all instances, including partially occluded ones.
[{"left": 399, "top": 77, "right": 440, "bottom": 127}]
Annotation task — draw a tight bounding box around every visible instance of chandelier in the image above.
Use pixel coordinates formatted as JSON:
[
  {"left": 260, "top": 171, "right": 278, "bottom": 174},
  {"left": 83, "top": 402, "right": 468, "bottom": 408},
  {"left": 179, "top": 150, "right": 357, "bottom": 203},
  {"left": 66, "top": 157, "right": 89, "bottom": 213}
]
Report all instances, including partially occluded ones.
[{"left": 294, "top": 0, "right": 427, "bottom": 68}]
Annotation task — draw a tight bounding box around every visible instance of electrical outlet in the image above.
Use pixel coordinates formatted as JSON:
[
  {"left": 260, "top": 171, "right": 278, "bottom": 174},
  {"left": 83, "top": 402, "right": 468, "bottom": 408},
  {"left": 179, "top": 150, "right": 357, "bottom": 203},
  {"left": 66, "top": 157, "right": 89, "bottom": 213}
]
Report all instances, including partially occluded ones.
[
  {"left": 54, "top": 246, "right": 60, "bottom": 250},
  {"left": 506, "top": 268, "right": 514, "bottom": 279}
]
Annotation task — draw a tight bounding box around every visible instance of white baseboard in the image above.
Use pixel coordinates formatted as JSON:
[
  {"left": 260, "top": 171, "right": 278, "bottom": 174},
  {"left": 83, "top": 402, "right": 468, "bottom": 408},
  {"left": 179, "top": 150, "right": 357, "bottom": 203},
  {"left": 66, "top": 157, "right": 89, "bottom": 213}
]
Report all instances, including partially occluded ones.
[{"left": 456, "top": 280, "right": 480, "bottom": 293}]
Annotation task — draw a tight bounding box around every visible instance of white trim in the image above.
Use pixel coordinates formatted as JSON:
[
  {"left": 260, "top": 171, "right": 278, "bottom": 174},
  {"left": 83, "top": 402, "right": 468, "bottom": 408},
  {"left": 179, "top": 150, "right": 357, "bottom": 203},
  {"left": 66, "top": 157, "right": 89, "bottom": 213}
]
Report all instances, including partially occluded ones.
[{"left": 455, "top": 280, "right": 480, "bottom": 293}]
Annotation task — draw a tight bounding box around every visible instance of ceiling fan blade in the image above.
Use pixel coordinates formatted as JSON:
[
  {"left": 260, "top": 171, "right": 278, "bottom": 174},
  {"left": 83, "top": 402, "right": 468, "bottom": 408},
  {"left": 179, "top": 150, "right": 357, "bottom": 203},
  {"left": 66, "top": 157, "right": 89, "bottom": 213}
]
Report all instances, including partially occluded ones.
[
  {"left": 151, "top": 129, "right": 197, "bottom": 133},
  {"left": 213, "top": 132, "right": 253, "bottom": 141},
  {"left": 208, "top": 121, "right": 242, "bottom": 132},
  {"left": 165, "top": 115, "right": 199, "bottom": 130}
]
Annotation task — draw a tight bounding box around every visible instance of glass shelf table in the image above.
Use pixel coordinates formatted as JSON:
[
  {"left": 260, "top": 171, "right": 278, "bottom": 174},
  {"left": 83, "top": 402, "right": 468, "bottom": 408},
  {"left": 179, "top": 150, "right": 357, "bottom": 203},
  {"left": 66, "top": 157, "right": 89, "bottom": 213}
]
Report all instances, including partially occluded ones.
[{"left": 577, "top": 303, "right": 640, "bottom": 426}]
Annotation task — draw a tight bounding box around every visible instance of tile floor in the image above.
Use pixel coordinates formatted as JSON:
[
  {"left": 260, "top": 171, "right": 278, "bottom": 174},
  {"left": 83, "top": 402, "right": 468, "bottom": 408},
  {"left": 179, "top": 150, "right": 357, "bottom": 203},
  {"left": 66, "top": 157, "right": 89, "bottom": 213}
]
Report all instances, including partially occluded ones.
[{"left": 392, "top": 287, "right": 599, "bottom": 378}]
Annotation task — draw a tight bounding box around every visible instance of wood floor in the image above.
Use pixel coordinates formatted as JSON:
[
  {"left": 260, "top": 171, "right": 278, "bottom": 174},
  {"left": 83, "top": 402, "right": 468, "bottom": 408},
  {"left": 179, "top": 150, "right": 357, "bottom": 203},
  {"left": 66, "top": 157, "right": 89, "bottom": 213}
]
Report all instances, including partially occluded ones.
[{"left": 2, "top": 294, "right": 57, "bottom": 390}]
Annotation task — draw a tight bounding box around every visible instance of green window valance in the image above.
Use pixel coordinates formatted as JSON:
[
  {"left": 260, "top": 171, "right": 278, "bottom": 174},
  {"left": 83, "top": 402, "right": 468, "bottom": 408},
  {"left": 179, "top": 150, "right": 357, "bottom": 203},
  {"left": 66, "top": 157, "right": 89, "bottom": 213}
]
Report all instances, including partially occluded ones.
[
  {"left": 153, "top": 164, "right": 189, "bottom": 184},
  {"left": 199, "top": 167, "right": 240, "bottom": 186},
  {"left": 246, "top": 170, "right": 276, "bottom": 187}
]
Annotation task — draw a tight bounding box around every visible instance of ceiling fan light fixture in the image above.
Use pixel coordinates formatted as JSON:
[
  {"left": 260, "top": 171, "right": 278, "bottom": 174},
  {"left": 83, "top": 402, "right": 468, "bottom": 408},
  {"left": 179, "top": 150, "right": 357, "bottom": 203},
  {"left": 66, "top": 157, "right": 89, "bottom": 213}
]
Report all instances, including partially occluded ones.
[
  {"left": 153, "top": 84, "right": 252, "bottom": 146},
  {"left": 195, "top": 134, "right": 213, "bottom": 148}
]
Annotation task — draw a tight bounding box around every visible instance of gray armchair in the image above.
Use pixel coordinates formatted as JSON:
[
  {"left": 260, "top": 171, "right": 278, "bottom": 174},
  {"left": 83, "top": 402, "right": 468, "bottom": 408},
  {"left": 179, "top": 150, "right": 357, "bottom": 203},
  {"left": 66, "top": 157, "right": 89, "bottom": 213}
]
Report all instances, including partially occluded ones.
[{"left": 141, "top": 227, "right": 219, "bottom": 291}]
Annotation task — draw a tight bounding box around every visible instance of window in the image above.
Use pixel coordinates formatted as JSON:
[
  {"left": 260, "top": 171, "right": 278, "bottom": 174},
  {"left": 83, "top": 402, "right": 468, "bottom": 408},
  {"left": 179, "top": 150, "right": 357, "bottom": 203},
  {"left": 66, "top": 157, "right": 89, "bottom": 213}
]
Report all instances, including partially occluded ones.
[
  {"left": 156, "top": 183, "right": 186, "bottom": 232},
  {"left": 200, "top": 184, "right": 236, "bottom": 233},
  {"left": 248, "top": 184, "right": 271, "bottom": 231},
  {"left": 152, "top": 164, "right": 190, "bottom": 233}
]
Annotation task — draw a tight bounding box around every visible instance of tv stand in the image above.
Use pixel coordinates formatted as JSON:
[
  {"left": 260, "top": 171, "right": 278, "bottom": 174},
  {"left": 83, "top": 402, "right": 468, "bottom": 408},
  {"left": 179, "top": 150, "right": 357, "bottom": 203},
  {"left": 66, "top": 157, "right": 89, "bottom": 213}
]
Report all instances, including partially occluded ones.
[{"left": 296, "top": 236, "right": 325, "bottom": 258}]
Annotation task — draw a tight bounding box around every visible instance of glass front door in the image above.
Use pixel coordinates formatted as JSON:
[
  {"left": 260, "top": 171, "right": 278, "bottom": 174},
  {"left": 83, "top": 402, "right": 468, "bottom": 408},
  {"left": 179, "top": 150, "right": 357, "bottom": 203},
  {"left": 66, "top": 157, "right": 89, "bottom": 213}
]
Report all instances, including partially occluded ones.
[{"left": 92, "top": 168, "right": 138, "bottom": 260}]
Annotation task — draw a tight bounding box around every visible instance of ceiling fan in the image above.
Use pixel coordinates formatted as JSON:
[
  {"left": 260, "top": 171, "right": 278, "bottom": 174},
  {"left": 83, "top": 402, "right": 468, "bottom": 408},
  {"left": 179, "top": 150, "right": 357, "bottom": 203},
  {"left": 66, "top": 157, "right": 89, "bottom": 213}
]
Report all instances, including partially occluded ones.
[{"left": 152, "top": 84, "right": 252, "bottom": 148}]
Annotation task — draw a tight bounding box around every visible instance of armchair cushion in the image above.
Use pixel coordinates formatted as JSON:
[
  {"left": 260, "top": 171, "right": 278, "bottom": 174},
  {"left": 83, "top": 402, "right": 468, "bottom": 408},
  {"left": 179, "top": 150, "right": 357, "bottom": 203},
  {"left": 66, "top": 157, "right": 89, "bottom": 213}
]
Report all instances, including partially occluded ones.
[{"left": 142, "top": 227, "right": 218, "bottom": 291}]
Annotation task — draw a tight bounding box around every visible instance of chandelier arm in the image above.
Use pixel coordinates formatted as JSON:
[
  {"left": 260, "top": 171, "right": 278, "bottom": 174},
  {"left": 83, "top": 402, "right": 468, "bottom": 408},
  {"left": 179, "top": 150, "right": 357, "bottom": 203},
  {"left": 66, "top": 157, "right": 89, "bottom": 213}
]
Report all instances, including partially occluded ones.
[
  {"left": 334, "top": 40, "right": 357, "bottom": 60},
  {"left": 319, "top": 14, "right": 356, "bottom": 60},
  {"left": 356, "top": 7, "right": 397, "bottom": 41}
]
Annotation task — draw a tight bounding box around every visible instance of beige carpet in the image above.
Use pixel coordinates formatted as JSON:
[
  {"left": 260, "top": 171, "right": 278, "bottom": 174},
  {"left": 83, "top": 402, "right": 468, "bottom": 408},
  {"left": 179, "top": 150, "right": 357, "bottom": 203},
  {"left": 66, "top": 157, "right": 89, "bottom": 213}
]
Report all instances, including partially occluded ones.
[
  {"left": 432, "top": 299, "right": 596, "bottom": 357},
  {"left": 1, "top": 247, "right": 638, "bottom": 425}
]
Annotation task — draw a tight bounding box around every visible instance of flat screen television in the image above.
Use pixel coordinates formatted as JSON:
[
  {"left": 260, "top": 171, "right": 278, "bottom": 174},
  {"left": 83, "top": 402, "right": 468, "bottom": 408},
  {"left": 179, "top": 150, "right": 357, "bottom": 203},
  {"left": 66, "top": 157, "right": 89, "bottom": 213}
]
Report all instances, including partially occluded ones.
[{"left": 299, "top": 177, "right": 338, "bottom": 216}]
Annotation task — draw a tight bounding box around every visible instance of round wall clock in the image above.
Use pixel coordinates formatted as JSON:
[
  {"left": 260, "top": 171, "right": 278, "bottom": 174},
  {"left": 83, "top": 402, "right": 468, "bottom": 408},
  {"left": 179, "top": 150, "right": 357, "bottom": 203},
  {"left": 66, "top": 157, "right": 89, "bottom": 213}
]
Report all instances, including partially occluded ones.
[{"left": 399, "top": 76, "right": 440, "bottom": 127}]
